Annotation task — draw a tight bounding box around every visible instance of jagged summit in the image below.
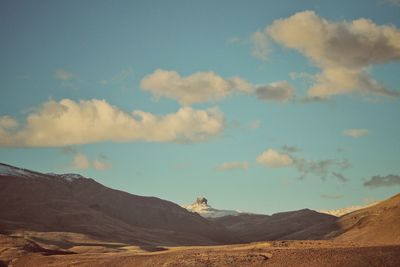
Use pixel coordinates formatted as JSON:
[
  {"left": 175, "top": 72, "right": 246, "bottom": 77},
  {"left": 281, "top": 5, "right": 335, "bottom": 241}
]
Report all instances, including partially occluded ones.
[
  {"left": 196, "top": 197, "right": 208, "bottom": 205},
  {"left": 183, "top": 197, "right": 242, "bottom": 218}
]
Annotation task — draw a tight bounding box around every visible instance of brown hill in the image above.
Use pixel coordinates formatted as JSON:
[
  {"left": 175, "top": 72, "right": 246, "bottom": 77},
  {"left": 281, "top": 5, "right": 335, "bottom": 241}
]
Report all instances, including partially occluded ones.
[
  {"left": 213, "top": 194, "right": 400, "bottom": 244},
  {"left": 213, "top": 209, "right": 338, "bottom": 242},
  {"left": 330, "top": 193, "right": 400, "bottom": 244},
  {"left": 0, "top": 163, "right": 235, "bottom": 246}
]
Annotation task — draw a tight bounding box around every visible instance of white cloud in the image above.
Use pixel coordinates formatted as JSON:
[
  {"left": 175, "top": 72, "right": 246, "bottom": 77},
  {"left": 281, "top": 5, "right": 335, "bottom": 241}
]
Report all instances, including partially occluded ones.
[
  {"left": 0, "top": 116, "right": 18, "bottom": 129},
  {"left": 248, "top": 120, "right": 261, "bottom": 130},
  {"left": 55, "top": 69, "right": 75, "bottom": 81},
  {"left": 100, "top": 68, "right": 134, "bottom": 88},
  {"left": 256, "top": 81, "right": 295, "bottom": 102},
  {"left": 226, "top": 36, "right": 243, "bottom": 44},
  {"left": 73, "top": 153, "right": 91, "bottom": 169},
  {"left": 266, "top": 11, "right": 400, "bottom": 99},
  {"left": 140, "top": 69, "right": 253, "bottom": 105},
  {"left": 72, "top": 153, "right": 111, "bottom": 170},
  {"left": 217, "top": 161, "right": 249, "bottom": 171},
  {"left": 93, "top": 159, "right": 112, "bottom": 170},
  {"left": 343, "top": 128, "right": 370, "bottom": 138},
  {"left": 256, "top": 149, "right": 294, "bottom": 168},
  {"left": 250, "top": 30, "right": 270, "bottom": 60},
  {"left": 0, "top": 99, "right": 224, "bottom": 147},
  {"left": 99, "top": 79, "right": 108, "bottom": 85}
]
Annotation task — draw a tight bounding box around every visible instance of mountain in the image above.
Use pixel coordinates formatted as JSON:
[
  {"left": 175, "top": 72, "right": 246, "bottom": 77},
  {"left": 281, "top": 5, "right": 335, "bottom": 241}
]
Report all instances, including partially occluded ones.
[
  {"left": 212, "top": 209, "right": 338, "bottom": 242},
  {"left": 0, "top": 163, "right": 235, "bottom": 246},
  {"left": 183, "top": 197, "right": 242, "bottom": 218},
  {"left": 1, "top": 162, "right": 399, "bottom": 248},
  {"left": 330, "top": 193, "right": 400, "bottom": 244},
  {"left": 318, "top": 202, "right": 380, "bottom": 217}
]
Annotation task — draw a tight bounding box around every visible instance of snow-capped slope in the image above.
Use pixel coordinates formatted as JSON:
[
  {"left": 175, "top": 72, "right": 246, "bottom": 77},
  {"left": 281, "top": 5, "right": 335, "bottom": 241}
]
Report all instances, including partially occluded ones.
[
  {"left": 183, "top": 197, "right": 242, "bottom": 218},
  {"left": 0, "top": 163, "right": 43, "bottom": 178},
  {"left": 318, "top": 202, "right": 379, "bottom": 217},
  {"left": 0, "top": 162, "right": 87, "bottom": 182},
  {"left": 47, "top": 173, "right": 86, "bottom": 182}
]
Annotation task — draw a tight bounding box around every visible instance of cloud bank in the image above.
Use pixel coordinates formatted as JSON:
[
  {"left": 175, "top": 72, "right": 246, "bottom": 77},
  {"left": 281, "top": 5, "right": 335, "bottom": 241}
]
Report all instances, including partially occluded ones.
[
  {"left": 0, "top": 99, "right": 224, "bottom": 147},
  {"left": 141, "top": 69, "right": 295, "bottom": 105},
  {"left": 141, "top": 69, "right": 253, "bottom": 105},
  {"left": 263, "top": 11, "right": 400, "bottom": 99}
]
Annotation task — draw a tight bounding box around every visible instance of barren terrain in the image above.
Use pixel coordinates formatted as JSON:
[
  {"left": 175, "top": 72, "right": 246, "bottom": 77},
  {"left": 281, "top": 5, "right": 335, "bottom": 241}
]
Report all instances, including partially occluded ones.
[
  {"left": 1, "top": 163, "right": 399, "bottom": 266},
  {"left": 1, "top": 234, "right": 400, "bottom": 267}
]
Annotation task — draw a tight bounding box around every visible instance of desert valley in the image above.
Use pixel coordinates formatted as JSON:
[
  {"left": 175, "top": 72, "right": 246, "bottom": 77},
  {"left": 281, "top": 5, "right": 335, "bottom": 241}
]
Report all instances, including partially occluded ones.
[
  {"left": 0, "top": 163, "right": 399, "bottom": 266},
  {"left": 1, "top": 1, "right": 400, "bottom": 266}
]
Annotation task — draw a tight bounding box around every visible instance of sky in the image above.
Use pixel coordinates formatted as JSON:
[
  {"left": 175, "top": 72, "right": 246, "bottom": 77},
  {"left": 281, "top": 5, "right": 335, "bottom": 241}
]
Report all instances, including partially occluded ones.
[{"left": 1, "top": 0, "right": 400, "bottom": 214}]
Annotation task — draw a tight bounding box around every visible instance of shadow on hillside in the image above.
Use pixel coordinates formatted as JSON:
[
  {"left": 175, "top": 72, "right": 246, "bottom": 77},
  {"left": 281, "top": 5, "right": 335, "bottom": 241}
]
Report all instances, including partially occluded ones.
[{"left": 139, "top": 246, "right": 168, "bottom": 252}]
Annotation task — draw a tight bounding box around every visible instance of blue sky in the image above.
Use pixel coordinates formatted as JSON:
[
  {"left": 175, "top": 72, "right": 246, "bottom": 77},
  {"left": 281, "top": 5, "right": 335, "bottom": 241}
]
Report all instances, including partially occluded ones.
[{"left": 1, "top": 0, "right": 400, "bottom": 214}]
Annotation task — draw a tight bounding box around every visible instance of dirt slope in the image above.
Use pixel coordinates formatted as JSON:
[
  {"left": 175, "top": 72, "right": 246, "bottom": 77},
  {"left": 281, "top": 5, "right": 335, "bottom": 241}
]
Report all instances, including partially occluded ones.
[{"left": 331, "top": 193, "right": 400, "bottom": 244}]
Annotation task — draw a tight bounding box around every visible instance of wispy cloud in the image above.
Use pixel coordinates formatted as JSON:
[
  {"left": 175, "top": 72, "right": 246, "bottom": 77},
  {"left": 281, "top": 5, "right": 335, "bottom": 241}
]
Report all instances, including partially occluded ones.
[
  {"left": 364, "top": 174, "right": 400, "bottom": 188},
  {"left": 248, "top": 120, "right": 261, "bottom": 130},
  {"left": 226, "top": 36, "right": 243, "bottom": 44},
  {"left": 381, "top": 0, "right": 400, "bottom": 6},
  {"left": 332, "top": 172, "right": 348, "bottom": 182},
  {"left": 256, "top": 81, "right": 295, "bottom": 103},
  {"left": 72, "top": 153, "right": 111, "bottom": 170},
  {"left": 320, "top": 194, "right": 344, "bottom": 199},
  {"left": 256, "top": 147, "right": 351, "bottom": 182},
  {"left": 55, "top": 69, "right": 75, "bottom": 81},
  {"left": 281, "top": 145, "right": 301, "bottom": 153},
  {"left": 343, "top": 128, "right": 370, "bottom": 138},
  {"left": 250, "top": 30, "right": 270, "bottom": 61},
  {"left": 216, "top": 161, "right": 249, "bottom": 171},
  {"left": 99, "top": 68, "right": 134, "bottom": 89}
]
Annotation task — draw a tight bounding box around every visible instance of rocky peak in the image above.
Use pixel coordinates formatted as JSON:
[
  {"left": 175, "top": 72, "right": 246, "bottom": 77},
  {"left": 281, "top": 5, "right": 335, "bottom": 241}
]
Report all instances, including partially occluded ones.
[{"left": 196, "top": 197, "right": 208, "bottom": 205}]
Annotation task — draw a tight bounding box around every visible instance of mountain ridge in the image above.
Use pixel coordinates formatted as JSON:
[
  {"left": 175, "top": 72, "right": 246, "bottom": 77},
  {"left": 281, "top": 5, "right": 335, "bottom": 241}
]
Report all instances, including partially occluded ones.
[
  {"left": 1, "top": 162, "right": 399, "bottom": 246},
  {"left": 0, "top": 162, "right": 236, "bottom": 246}
]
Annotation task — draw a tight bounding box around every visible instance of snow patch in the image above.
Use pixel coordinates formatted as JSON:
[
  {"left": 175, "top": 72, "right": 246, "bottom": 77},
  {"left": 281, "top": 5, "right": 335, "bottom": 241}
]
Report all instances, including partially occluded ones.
[
  {"left": 0, "top": 163, "right": 87, "bottom": 182},
  {"left": 318, "top": 201, "right": 379, "bottom": 217},
  {"left": 56, "top": 173, "right": 86, "bottom": 182},
  {"left": 0, "top": 163, "right": 42, "bottom": 178},
  {"left": 183, "top": 197, "right": 243, "bottom": 218}
]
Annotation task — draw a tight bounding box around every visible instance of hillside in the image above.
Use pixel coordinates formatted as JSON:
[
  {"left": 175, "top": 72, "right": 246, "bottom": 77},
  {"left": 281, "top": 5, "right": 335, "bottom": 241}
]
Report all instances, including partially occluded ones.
[
  {"left": 213, "top": 209, "right": 338, "bottom": 242},
  {"left": 331, "top": 193, "right": 400, "bottom": 244},
  {"left": 0, "top": 163, "right": 235, "bottom": 246}
]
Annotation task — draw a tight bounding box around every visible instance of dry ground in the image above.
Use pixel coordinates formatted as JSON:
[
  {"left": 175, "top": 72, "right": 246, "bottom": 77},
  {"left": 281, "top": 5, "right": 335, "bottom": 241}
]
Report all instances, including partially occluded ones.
[{"left": 1, "top": 234, "right": 400, "bottom": 267}]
